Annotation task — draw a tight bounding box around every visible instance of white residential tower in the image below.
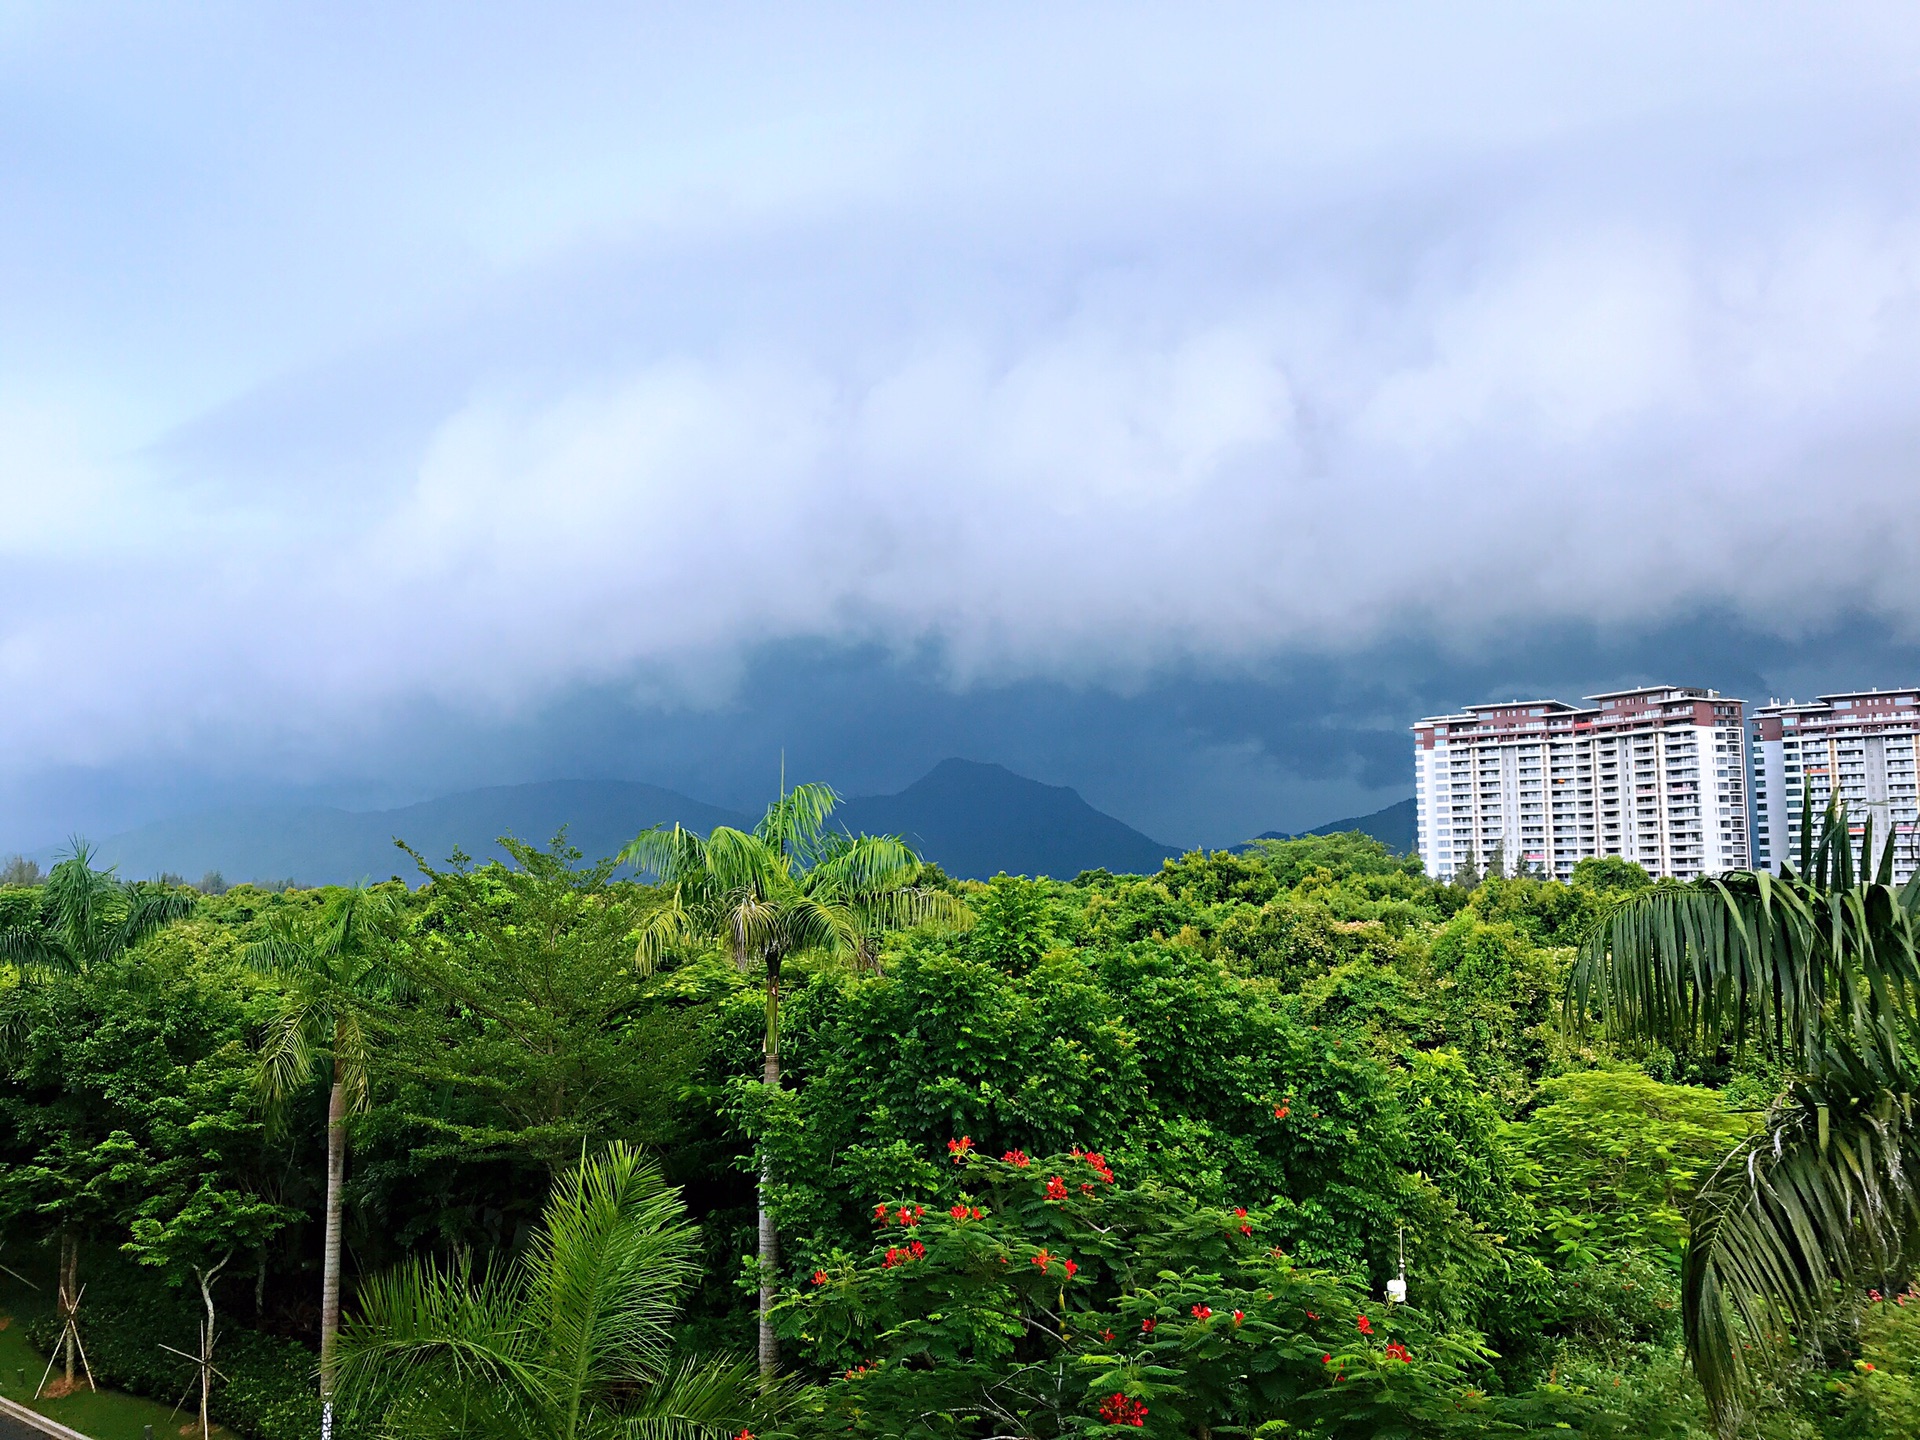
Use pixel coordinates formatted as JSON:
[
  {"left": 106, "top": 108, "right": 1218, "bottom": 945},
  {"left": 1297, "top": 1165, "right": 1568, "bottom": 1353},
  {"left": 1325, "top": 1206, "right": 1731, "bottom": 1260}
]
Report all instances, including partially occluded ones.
[
  {"left": 1750, "top": 689, "right": 1920, "bottom": 883},
  {"left": 1413, "top": 686, "right": 1750, "bottom": 883}
]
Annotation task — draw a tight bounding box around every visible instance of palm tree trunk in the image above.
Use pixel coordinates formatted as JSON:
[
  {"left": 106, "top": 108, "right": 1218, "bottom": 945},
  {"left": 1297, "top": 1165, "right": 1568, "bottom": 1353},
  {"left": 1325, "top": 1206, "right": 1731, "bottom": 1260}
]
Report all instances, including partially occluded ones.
[
  {"left": 319, "top": 1065, "right": 347, "bottom": 1440},
  {"left": 758, "top": 969, "right": 781, "bottom": 1377}
]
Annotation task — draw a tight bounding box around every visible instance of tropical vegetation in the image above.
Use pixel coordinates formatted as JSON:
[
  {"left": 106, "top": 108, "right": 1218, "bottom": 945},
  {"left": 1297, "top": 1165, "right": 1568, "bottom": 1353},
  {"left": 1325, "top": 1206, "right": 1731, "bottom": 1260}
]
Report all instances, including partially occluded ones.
[{"left": 0, "top": 793, "right": 1916, "bottom": 1440}]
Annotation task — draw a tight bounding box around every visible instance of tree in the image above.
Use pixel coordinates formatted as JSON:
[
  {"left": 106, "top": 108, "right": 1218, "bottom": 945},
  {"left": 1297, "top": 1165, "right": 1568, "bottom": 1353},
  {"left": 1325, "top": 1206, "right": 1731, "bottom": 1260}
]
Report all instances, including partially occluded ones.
[
  {"left": 0, "top": 841, "right": 194, "bottom": 1384},
  {"left": 0, "top": 841, "right": 196, "bottom": 977},
  {"left": 1567, "top": 803, "right": 1920, "bottom": 1433},
  {"left": 337, "top": 1141, "right": 765, "bottom": 1440},
  {"left": 784, "top": 1142, "right": 1569, "bottom": 1439},
  {"left": 389, "top": 834, "right": 709, "bottom": 1174},
  {"left": 619, "top": 782, "right": 968, "bottom": 1376},
  {"left": 249, "top": 884, "right": 405, "bottom": 1440}
]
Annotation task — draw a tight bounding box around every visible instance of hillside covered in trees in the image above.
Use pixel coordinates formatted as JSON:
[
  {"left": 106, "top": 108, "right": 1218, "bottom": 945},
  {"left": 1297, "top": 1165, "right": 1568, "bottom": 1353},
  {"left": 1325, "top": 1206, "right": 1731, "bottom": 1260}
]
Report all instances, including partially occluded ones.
[{"left": 1, "top": 820, "right": 1915, "bottom": 1440}]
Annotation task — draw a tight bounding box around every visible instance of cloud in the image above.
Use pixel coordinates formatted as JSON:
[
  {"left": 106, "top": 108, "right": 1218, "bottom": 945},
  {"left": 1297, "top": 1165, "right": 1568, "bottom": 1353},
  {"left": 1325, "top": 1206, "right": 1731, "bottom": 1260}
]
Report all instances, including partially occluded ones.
[{"left": 7, "top": 3, "right": 1920, "bottom": 825}]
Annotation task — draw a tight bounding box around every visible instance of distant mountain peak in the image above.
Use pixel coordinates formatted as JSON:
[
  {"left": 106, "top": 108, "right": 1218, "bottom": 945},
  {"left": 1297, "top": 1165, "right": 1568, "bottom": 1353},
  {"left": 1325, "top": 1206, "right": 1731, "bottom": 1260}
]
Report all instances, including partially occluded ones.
[{"left": 65, "top": 761, "right": 1180, "bottom": 887}]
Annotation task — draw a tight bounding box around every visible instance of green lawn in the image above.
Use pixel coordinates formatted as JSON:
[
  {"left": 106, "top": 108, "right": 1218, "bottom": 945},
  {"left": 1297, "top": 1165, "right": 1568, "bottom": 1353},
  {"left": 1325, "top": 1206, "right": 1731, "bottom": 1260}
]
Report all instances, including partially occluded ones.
[{"left": 0, "top": 1272, "right": 235, "bottom": 1440}]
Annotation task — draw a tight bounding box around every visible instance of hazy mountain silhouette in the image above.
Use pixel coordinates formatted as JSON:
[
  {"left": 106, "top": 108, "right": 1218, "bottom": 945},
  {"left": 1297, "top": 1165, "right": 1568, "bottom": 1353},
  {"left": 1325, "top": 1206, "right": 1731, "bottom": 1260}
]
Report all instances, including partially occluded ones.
[
  {"left": 835, "top": 759, "right": 1179, "bottom": 880},
  {"left": 69, "top": 781, "right": 751, "bottom": 887},
  {"left": 1249, "top": 797, "right": 1416, "bottom": 853},
  {"left": 61, "top": 761, "right": 1180, "bottom": 885}
]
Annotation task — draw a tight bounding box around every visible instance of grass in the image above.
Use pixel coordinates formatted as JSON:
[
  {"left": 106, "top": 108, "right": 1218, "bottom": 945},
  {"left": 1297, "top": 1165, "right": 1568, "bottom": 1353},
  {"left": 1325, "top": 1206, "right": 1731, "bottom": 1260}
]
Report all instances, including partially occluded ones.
[{"left": 0, "top": 1269, "right": 237, "bottom": 1440}]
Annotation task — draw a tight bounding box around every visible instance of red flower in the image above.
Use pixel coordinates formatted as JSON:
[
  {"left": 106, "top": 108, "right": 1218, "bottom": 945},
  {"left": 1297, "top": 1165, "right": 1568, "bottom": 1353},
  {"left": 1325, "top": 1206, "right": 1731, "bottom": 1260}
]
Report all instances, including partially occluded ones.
[
  {"left": 1045, "top": 1175, "right": 1068, "bottom": 1200},
  {"left": 1003, "top": 1149, "right": 1031, "bottom": 1167},
  {"left": 874, "top": 1203, "right": 890, "bottom": 1224},
  {"left": 1385, "top": 1342, "right": 1411, "bottom": 1362},
  {"left": 1274, "top": 1105, "right": 1290, "bottom": 1119},
  {"left": 1083, "top": 1151, "right": 1116, "bottom": 1183},
  {"left": 1191, "top": 1304, "right": 1213, "bottom": 1320},
  {"left": 1235, "top": 1206, "right": 1248, "bottom": 1217},
  {"left": 1870, "top": 1288, "right": 1884, "bottom": 1302},
  {"left": 1080, "top": 1181, "right": 1095, "bottom": 1194},
  {"left": 970, "top": 1206, "right": 984, "bottom": 1219},
  {"left": 1232, "top": 1310, "right": 1244, "bottom": 1325},
  {"left": 1097, "top": 1393, "right": 1148, "bottom": 1427},
  {"left": 909, "top": 1240, "right": 926, "bottom": 1259},
  {"left": 812, "top": 1269, "right": 828, "bottom": 1285},
  {"left": 1240, "top": 1225, "right": 1253, "bottom": 1236},
  {"left": 1322, "top": 1353, "right": 1332, "bottom": 1364},
  {"left": 950, "top": 1202, "right": 970, "bottom": 1220},
  {"left": 1063, "top": 1259, "right": 1079, "bottom": 1278},
  {"left": 1031, "top": 1249, "right": 1055, "bottom": 1270},
  {"left": 1100, "top": 1329, "right": 1116, "bottom": 1342},
  {"left": 1356, "top": 1314, "right": 1373, "bottom": 1335},
  {"left": 1306, "top": 1311, "right": 1319, "bottom": 1320},
  {"left": 947, "top": 1136, "right": 974, "bottom": 1162},
  {"left": 735, "top": 1431, "right": 754, "bottom": 1440},
  {"left": 898, "top": 1205, "right": 923, "bottom": 1227},
  {"left": 883, "top": 1247, "right": 903, "bottom": 1268},
  {"left": 1141, "top": 1318, "right": 1157, "bottom": 1333}
]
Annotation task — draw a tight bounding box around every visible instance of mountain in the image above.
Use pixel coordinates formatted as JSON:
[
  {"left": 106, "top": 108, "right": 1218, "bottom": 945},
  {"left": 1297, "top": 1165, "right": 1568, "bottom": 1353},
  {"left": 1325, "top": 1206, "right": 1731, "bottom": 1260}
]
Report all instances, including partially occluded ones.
[
  {"left": 60, "top": 761, "right": 1180, "bottom": 886},
  {"left": 836, "top": 759, "right": 1180, "bottom": 880},
  {"left": 1249, "top": 797, "right": 1416, "bottom": 853},
  {"left": 69, "top": 781, "right": 750, "bottom": 887}
]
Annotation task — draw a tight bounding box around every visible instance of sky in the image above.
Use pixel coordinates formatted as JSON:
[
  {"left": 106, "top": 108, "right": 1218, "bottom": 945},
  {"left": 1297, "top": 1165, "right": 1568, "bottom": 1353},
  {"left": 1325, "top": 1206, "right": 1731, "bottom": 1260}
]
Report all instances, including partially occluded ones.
[{"left": 7, "top": 2, "right": 1920, "bottom": 852}]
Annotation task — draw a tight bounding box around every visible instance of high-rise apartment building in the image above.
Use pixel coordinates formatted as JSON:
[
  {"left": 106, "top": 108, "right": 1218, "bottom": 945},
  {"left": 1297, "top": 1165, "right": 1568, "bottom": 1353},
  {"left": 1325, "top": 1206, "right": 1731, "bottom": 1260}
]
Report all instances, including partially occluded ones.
[
  {"left": 1750, "top": 689, "right": 1920, "bottom": 882},
  {"left": 1412, "top": 686, "right": 1750, "bottom": 883}
]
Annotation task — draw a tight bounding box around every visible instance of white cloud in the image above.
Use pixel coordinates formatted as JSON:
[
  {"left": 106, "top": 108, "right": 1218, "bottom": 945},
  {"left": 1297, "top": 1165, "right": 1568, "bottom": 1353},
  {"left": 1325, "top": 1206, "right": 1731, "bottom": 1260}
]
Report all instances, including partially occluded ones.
[{"left": 7, "top": 2, "right": 1920, "bottom": 784}]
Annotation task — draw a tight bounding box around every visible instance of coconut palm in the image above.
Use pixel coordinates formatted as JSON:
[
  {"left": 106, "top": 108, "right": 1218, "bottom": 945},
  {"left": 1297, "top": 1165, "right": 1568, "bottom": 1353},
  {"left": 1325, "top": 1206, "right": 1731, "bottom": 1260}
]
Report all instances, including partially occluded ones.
[
  {"left": 336, "top": 1142, "right": 762, "bottom": 1440},
  {"left": 1568, "top": 802, "right": 1920, "bottom": 1434},
  {"left": 248, "top": 885, "right": 405, "bottom": 1440},
  {"left": 618, "top": 782, "right": 968, "bottom": 1375},
  {"left": 0, "top": 841, "right": 195, "bottom": 1384}
]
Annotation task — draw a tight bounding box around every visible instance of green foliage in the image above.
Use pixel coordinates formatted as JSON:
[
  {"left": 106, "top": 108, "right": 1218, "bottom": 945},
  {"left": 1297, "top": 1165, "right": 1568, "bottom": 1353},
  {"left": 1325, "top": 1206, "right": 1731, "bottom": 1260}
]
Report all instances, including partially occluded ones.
[
  {"left": 338, "top": 1143, "right": 765, "bottom": 1440},
  {"left": 782, "top": 1145, "right": 1567, "bottom": 1439},
  {"left": 390, "top": 834, "right": 709, "bottom": 1172}
]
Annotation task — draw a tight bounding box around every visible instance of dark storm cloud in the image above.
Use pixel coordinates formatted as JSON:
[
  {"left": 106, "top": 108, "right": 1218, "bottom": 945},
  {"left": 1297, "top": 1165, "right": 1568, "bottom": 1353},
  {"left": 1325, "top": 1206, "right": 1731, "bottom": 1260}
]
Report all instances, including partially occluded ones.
[{"left": 6, "top": 5, "right": 1920, "bottom": 846}]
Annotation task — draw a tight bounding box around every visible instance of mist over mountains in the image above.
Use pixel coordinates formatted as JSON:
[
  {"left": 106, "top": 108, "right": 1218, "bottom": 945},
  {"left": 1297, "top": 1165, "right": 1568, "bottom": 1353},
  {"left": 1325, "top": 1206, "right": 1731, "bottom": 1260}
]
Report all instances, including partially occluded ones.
[{"left": 44, "top": 758, "right": 1415, "bottom": 886}]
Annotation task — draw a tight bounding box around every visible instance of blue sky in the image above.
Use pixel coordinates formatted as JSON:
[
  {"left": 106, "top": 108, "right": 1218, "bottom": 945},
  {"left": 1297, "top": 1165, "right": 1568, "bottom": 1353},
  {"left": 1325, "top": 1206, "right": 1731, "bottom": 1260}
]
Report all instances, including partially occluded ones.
[{"left": 7, "top": 3, "right": 1920, "bottom": 851}]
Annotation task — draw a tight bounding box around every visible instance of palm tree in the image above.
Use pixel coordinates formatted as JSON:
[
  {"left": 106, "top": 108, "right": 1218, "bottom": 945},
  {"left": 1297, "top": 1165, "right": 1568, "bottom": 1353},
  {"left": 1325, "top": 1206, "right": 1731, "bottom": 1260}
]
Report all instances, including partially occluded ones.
[
  {"left": 0, "top": 841, "right": 195, "bottom": 1384},
  {"left": 618, "top": 782, "right": 968, "bottom": 1375},
  {"left": 336, "top": 1142, "right": 763, "bottom": 1440},
  {"left": 0, "top": 840, "right": 195, "bottom": 975},
  {"left": 248, "top": 885, "right": 404, "bottom": 1440},
  {"left": 1568, "top": 803, "right": 1920, "bottom": 1434}
]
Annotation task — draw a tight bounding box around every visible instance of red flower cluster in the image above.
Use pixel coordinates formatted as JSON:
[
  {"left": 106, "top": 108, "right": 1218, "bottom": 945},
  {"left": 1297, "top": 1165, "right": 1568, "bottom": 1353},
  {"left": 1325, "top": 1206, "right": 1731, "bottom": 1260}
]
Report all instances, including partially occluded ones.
[
  {"left": 1100, "top": 1328, "right": 1116, "bottom": 1341},
  {"left": 1232, "top": 1309, "right": 1244, "bottom": 1325},
  {"left": 947, "top": 1136, "right": 974, "bottom": 1162},
  {"left": 735, "top": 1430, "right": 754, "bottom": 1440},
  {"left": 1141, "top": 1318, "right": 1157, "bottom": 1333},
  {"left": 1045, "top": 1176, "right": 1068, "bottom": 1200},
  {"left": 1003, "top": 1149, "right": 1031, "bottom": 1167},
  {"left": 812, "top": 1269, "right": 828, "bottom": 1285},
  {"left": 1031, "top": 1248, "right": 1055, "bottom": 1270},
  {"left": 1385, "top": 1342, "right": 1411, "bottom": 1362},
  {"left": 843, "top": 1363, "right": 872, "bottom": 1379},
  {"left": 1191, "top": 1304, "right": 1213, "bottom": 1320},
  {"left": 1273, "top": 1104, "right": 1290, "bottom": 1119},
  {"left": 1234, "top": 1205, "right": 1253, "bottom": 1236},
  {"left": 1063, "top": 1259, "right": 1079, "bottom": 1279},
  {"left": 1097, "top": 1393, "right": 1148, "bottom": 1427},
  {"left": 949, "top": 1202, "right": 983, "bottom": 1221},
  {"left": 1070, "top": 1147, "right": 1115, "bottom": 1183},
  {"left": 899, "top": 1205, "right": 924, "bottom": 1227},
  {"left": 1355, "top": 1314, "right": 1373, "bottom": 1336},
  {"left": 882, "top": 1241, "right": 927, "bottom": 1268}
]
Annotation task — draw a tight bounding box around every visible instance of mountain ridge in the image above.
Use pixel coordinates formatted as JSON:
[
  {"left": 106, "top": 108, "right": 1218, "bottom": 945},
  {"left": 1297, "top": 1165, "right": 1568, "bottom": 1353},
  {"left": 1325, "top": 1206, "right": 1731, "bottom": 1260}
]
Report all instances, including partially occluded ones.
[{"left": 51, "top": 762, "right": 1178, "bottom": 885}]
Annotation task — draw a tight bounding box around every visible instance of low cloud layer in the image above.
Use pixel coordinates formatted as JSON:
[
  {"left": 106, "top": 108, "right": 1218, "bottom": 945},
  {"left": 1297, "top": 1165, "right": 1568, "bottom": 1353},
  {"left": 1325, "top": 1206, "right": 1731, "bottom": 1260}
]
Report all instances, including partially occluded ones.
[{"left": 6, "top": 4, "right": 1920, "bottom": 838}]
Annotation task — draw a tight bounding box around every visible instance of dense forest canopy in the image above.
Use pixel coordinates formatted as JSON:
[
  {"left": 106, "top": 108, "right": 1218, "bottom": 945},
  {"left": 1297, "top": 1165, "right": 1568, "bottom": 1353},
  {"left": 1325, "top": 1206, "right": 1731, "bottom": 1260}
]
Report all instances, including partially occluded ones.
[{"left": 1, "top": 818, "right": 1916, "bottom": 1440}]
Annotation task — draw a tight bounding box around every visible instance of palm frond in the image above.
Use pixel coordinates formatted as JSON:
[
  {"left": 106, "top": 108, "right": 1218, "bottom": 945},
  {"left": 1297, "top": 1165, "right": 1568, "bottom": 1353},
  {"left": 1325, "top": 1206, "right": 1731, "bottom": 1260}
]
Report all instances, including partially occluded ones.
[
  {"left": 610, "top": 1355, "right": 765, "bottom": 1440},
  {"left": 528, "top": 1144, "right": 701, "bottom": 1400},
  {"left": 336, "top": 1249, "right": 547, "bottom": 1420},
  {"left": 1684, "top": 1065, "right": 1920, "bottom": 1432}
]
